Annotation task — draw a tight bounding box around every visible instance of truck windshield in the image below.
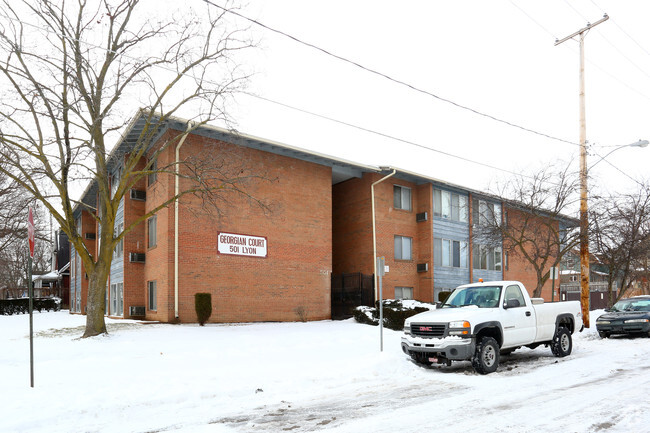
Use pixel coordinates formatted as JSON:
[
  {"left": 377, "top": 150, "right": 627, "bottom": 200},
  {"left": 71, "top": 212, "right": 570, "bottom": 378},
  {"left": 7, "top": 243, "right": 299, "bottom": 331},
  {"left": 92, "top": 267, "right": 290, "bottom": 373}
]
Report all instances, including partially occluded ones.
[{"left": 442, "top": 286, "right": 502, "bottom": 308}]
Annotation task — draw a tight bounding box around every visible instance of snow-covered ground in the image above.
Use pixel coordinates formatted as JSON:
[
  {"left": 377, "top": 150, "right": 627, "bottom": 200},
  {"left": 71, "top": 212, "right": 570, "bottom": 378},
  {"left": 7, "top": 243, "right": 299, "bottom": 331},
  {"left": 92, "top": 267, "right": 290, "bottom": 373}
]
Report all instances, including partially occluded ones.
[{"left": 1, "top": 310, "right": 649, "bottom": 433}]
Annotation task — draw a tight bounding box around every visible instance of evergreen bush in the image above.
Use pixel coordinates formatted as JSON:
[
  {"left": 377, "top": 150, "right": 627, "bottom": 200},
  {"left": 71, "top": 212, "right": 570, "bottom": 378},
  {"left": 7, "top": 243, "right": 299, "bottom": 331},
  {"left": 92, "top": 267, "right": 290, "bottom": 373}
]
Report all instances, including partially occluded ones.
[
  {"left": 353, "top": 299, "right": 434, "bottom": 330},
  {"left": 194, "top": 293, "right": 212, "bottom": 326}
]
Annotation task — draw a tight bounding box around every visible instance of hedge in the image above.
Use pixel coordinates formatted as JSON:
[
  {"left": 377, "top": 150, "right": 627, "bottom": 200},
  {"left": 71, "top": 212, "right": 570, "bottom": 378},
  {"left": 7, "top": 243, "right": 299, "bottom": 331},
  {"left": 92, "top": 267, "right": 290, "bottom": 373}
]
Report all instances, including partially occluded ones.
[
  {"left": 354, "top": 299, "right": 434, "bottom": 331},
  {"left": 0, "top": 298, "right": 61, "bottom": 315}
]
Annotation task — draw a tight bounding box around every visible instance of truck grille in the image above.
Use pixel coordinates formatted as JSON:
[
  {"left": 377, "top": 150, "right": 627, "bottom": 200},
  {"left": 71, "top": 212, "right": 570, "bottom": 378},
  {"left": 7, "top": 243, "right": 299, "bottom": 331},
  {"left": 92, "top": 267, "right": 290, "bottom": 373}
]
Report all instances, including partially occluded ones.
[{"left": 411, "top": 323, "right": 446, "bottom": 338}]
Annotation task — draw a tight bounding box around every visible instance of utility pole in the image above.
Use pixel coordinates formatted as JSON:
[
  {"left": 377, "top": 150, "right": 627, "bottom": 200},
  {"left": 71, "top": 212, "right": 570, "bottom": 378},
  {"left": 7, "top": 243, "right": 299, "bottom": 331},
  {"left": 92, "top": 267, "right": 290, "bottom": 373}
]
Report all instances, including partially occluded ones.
[{"left": 555, "top": 14, "right": 609, "bottom": 328}]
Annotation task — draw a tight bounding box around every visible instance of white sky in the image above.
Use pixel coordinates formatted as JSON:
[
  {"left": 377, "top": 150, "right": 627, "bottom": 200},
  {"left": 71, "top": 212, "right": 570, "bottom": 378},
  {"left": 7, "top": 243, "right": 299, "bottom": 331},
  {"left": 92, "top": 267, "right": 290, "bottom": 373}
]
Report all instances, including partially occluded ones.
[{"left": 213, "top": 0, "right": 650, "bottom": 198}]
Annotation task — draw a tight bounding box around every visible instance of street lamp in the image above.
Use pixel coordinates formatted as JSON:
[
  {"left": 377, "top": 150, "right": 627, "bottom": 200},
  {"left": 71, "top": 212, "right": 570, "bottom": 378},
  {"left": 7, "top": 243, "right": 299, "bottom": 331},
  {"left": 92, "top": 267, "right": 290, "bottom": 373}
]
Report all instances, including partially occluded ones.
[
  {"left": 371, "top": 166, "right": 396, "bottom": 301},
  {"left": 589, "top": 139, "right": 649, "bottom": 170},
  {"left": 371, "top": 166, "right": 396, "bottom": 352},
  {"left": 579, "top": 138, "right": 647, "bottom": 328}
]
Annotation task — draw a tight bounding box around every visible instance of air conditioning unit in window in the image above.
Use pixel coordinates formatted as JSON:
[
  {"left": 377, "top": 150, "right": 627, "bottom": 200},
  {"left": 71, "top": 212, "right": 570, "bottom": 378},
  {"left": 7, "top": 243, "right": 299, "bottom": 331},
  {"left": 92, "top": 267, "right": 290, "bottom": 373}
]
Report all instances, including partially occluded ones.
[
  {"left": 130, "top": 189, "right": 146, "bottom": 201},
  {"left": 84, "top": 233, "right": 96, "bottom": 240},
  {"left": 129, "top": 306, "right": 145, "bottom": 317},
  {"left": 417, "top": 263, "right": 429, "bottom": 273},
  {"left": 129, "top": 252, "right": 145, "bottom": 263},
  {"left": 416, "top": 212, "right": 428, "bottom": 222}
]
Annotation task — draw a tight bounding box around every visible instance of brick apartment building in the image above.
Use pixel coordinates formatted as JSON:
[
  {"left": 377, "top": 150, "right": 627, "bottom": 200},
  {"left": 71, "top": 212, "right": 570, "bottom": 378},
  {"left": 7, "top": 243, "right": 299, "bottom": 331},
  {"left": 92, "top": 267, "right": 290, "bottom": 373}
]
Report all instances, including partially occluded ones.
[{"left": 70, "top": 113, "right": 568, "bottom": 323}]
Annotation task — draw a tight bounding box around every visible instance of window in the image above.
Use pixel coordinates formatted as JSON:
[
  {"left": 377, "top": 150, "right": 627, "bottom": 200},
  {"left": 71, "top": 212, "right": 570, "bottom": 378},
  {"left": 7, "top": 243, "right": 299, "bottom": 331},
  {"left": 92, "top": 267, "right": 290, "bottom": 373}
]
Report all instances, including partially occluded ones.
[
  {"left": 110, "top": 282, "right": 123, "bottom": 316},
  {"left": 148, "top": 215, "right": 157, "bottom": 248},
  {"left": 395, "top": 287, "right": 413, "bottom": 300},
  {"left": 393, "top": 185, "right": 411, "bottom": 211},
  {"left": 111, "top": 166, "right": 122, "bottom": 198},
  {"left": 472, "top": 244, "right": 502, "bottom": 271},
  {"left": 472, "top": 198, "right": 501, "bottom": 227},
  {"left": 148, "top": 156, "right": 158, "bottom": 186},
  {"left": 433, "top": 189, "right": 468, "bottom": 222},
  {"left": 505, "top": 285, "right": 526, "bottom": 307},
  {"left": 434, "top": 238, "right": 468, "bottom": 268},
  {"left": 394, "top": 236, "right": 412, "bottom": 260},
  {"left": 148, "top": 281, "right": 157, "bottom": 311},
  {"left": 113, "top": 222, "right": 123, "bottom": 258}
]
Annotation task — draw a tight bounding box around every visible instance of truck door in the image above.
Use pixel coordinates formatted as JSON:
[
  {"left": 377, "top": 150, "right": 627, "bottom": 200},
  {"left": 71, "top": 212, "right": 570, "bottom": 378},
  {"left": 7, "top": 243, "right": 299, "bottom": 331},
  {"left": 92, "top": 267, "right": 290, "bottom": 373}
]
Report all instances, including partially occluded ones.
[{"left": 501, "top": 284, "right": 536, "bottom": 347}]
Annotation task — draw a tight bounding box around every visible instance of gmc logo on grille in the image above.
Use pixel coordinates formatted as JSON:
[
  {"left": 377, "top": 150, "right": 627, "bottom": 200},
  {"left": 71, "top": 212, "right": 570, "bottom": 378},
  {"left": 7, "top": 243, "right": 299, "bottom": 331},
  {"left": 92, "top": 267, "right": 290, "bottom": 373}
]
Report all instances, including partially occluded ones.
[{"left": 419, "top": 326, "right": 433, "bottom": 332}]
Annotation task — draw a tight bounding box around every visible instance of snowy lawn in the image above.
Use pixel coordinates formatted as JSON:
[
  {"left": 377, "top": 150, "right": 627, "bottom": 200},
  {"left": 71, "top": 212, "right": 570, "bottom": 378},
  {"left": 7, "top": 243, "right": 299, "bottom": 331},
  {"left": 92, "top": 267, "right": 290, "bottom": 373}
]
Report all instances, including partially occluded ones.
[{"left": 1, "top": 310, "right": 649, "bottom": 433}]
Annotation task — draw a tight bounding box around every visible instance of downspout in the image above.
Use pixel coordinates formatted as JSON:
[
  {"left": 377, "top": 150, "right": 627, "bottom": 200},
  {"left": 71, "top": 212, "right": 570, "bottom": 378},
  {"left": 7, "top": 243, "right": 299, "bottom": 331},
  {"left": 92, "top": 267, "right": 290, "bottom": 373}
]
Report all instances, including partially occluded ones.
[{"left": 174, "top": 123, "right": 192, "bottom": 319}]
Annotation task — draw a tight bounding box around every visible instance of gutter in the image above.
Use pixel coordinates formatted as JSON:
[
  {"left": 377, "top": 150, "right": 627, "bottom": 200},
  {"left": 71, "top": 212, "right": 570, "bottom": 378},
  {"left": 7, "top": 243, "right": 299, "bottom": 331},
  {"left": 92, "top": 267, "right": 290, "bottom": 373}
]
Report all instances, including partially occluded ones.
[{"left": 174, "top": 123, "right": 192, "bottom": 319}]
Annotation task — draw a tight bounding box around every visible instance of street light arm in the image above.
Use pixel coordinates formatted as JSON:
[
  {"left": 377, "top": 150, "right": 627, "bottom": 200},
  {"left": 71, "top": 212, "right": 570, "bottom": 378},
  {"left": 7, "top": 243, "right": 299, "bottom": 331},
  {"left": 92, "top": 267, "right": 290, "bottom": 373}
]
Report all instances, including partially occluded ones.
[
  {"left": 589, "top": 139, "right": 648, "bottom": 170},
  {"left": 371, "top": 168, "right": 397, "bottom": 302}
]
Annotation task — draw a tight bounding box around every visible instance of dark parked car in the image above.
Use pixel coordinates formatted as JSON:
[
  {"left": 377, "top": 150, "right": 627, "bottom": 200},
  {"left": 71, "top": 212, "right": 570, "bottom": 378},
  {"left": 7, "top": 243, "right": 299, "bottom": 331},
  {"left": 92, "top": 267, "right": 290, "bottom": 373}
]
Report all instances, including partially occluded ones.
[{"left": 596, "top": 296, "right": 650, "bottom": 338}]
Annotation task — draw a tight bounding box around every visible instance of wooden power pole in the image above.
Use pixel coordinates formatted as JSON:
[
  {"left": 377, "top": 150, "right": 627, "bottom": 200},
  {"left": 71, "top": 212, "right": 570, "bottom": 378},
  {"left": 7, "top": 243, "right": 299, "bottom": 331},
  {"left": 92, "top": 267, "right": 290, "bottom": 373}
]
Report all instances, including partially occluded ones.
[{"left": 555, "top": 14, "right": 609, "bottom": 328}]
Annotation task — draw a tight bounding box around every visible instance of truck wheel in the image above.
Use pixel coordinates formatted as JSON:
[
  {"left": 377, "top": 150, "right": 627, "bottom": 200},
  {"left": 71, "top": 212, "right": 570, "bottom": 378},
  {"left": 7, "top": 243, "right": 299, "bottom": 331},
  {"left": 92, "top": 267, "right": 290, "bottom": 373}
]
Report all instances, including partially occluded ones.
[
  {"left": 551, "top": 327, "right": 572, "bottom": 357},
  {"left": 472, "top": 337, "right": 499, "bottom": 374}
]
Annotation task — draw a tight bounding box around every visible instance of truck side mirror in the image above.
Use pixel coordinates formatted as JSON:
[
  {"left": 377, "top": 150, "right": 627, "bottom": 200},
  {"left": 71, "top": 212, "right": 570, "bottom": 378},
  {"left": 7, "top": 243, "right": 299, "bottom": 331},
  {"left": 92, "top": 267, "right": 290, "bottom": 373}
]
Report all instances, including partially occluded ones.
[{"left": 503, "top": 299, "right": 520, "bottom": 309}]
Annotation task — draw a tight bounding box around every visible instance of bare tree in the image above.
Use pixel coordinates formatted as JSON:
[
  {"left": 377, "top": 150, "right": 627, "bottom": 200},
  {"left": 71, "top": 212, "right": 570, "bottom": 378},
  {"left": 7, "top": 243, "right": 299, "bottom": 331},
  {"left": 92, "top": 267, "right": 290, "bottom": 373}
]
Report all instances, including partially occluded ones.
[
  {"left": 0, "top": 172, "right": 52, "bottom": 291},
  {"left": 0, "top": 0, "right": 256, "bottom": 336},
  {"left": 478, "top": 163, "right": 580, "bottom": 298},
  {"left": 590, "top": 183, "right": 650, "bottom": 306}
]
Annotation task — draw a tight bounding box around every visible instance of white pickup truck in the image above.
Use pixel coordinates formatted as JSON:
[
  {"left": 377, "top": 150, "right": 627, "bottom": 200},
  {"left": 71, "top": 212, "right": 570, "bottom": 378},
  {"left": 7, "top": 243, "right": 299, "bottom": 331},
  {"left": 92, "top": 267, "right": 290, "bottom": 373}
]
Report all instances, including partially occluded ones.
[{"left": 401, "top": 280, "right": 583, "bottom": 374}]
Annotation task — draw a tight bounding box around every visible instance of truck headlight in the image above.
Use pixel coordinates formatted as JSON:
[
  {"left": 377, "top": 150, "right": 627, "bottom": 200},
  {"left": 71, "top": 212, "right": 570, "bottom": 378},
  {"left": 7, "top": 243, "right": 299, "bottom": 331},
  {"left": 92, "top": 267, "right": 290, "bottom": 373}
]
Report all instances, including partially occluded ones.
[
  {"left": 448, "top": 320, "right": 470, "bottom": 336},
  {"left": 404, "top": 321, "right": 411, "bottom": 334},
  {"left": 596, "top": 320, "right": 610, "bottom": 325},
  {"left": 624, "top": 319, "right": 649, "bottom": 323}
]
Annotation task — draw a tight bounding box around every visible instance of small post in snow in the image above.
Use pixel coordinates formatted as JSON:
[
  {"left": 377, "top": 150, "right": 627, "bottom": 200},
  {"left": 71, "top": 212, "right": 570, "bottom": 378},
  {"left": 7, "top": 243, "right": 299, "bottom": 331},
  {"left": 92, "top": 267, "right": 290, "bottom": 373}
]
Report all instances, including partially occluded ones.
[
  {"left": 27, "top": 207, "right": 35, "bottom": 388},
  {"left": 377, "top": 256, "right": 385, "bottom": 352}
]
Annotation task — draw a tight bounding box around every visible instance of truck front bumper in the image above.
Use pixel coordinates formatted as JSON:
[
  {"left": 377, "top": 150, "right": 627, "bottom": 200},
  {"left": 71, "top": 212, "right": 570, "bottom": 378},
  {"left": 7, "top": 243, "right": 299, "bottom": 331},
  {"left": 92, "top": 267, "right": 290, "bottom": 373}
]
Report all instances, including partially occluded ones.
[{"left": 401, "top": 335, "right": 475, "bottom": 362}]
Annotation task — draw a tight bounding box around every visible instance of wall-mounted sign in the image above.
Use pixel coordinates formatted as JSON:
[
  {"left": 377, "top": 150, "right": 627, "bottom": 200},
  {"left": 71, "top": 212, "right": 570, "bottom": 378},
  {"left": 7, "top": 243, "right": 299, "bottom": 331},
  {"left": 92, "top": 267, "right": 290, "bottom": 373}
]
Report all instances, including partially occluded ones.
[{"left": 218, "top": 232, "right": 267, "bottom": 258}]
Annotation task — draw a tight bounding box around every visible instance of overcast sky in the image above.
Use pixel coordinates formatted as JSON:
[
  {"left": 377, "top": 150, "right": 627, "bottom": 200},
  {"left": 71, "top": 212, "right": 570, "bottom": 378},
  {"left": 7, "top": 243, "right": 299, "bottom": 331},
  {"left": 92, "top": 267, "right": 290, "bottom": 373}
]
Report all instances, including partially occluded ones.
[{"left": 212, "top": 0, "right": 650, "bottom": 199}]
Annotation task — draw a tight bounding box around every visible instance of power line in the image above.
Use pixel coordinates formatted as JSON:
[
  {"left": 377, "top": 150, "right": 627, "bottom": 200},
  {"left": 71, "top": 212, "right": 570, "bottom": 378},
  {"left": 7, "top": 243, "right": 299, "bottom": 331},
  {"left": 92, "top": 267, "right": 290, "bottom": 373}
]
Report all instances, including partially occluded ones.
[
  {"left": 204, "top": 0, "right": 580, "bottom": 148},
  {"left": 241, "top": 91, "right": 577, "bottom": 186},
  {"left": 0, "top": 7, "right": 551, "bottom": 183},
  {"left": 590, "top": 0, "right": 650, "bottom": 59},
  {"left": 509, "top": 1, "right": 650, "bottom": 101}
]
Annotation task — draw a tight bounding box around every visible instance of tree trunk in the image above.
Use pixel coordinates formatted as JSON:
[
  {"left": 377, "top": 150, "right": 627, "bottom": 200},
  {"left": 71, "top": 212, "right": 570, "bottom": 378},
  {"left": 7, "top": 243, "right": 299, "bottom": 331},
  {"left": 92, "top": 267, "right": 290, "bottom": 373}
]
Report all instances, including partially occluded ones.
[{"left": 82, "top": 261, "right": 109, "bottom": 338}]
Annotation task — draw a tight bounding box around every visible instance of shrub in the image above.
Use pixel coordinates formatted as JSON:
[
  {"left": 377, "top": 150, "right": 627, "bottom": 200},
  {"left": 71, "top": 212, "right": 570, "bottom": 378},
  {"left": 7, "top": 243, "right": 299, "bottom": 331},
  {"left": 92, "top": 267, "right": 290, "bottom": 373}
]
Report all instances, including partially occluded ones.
[
  {"left": 353, "top": 299, "right": 434, "bottom": 330},
  {"left": 194, "top": 293, "right": 212, "bottom": 326}
]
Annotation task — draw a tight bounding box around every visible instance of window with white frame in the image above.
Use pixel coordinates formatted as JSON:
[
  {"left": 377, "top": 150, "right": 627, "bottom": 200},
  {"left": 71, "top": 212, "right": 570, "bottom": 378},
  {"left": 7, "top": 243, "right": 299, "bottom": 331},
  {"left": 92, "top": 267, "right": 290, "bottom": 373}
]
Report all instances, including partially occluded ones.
[
  {"left": 434, "top": 238, "right": 468, "bottom": 268},
  {"left": 433, "top": 189, "right": 468, "bottom": 222},
  {"left": 148, "top": 281, "right": 157, "bottom": 311},
  {"left": 393, "top": 185, "right": 411, "bottom": 211},
  {"left": 113, "top": 222, "right": 124, "bottom": 258},
  {"left": 472, "top": 198, "right": 501, "bottom": 227},
  {"left": 148, "top": 215, "right": 157, "bottom": 248},
  {"left": 110, "top": 282, "right": 123, "bottom": 316},
  {"left": 472, "top": 244, "right": 502, "bottom": 271},
  {"left": 395, "top": 286, "right": 413, "bottom": 300},
  {"left": 394, "top": 236, "right": 412, "bottom": 260}
]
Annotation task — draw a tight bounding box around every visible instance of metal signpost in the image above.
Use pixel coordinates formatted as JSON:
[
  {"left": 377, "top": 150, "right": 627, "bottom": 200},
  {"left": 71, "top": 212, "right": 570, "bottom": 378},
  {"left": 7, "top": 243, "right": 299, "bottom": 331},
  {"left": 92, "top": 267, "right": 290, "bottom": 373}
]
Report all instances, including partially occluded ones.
[
  {"left": 377, "top": 256, "right": 385, "bottom": 352},
  {"left": 27, "top": 207, "right": 35, "bottom": 388}
]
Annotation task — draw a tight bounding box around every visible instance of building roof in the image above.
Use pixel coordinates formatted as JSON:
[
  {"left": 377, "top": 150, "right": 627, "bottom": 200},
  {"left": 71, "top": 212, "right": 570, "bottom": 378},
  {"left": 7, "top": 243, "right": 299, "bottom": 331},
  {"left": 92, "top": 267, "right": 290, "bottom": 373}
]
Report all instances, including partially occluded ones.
[{"left": 73, "top": 111, "right": 578, "bottom": 226}]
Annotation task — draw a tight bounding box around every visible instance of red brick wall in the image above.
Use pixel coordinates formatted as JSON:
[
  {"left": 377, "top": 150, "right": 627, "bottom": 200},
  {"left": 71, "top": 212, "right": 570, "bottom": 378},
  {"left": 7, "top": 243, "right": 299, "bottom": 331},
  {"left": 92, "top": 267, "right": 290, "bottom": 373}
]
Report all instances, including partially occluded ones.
[
  {"left": 122, "top": 157, "right": 148, "bottom": 319},
  {"left": 141, "top": 131, "right": 332, "bottom": 323},
  {"left": 332, "top": 176, "right": 373, "bottom": 275},
  {"left": 415, "top": 184, "right": 434, "bottom": 302},
  {"left": 333, "top": 173, "right": 429, "bottom": 301}
]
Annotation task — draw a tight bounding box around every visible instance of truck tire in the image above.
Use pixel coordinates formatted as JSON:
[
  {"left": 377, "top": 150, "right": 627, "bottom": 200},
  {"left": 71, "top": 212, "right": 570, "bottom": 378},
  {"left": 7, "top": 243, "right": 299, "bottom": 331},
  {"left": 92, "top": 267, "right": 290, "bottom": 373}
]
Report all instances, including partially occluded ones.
[
  {"left": 551, "top": 327, "right": 572, "bottom": 357},
  {"left": 472, "top": 337, "right": 499, "bottom": 375}
]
